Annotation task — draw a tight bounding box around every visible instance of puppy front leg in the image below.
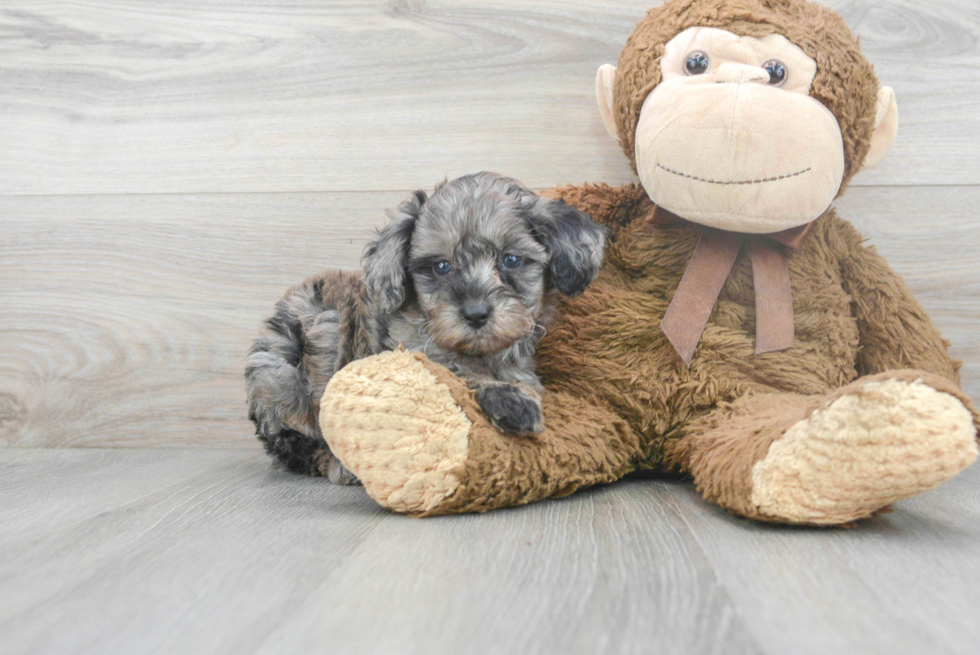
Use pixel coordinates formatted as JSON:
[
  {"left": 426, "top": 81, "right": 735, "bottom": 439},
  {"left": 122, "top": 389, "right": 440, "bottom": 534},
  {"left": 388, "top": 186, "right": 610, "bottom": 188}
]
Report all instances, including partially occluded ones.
[{"left": 466, "top": 376, "right": 544, "bottom": 436}]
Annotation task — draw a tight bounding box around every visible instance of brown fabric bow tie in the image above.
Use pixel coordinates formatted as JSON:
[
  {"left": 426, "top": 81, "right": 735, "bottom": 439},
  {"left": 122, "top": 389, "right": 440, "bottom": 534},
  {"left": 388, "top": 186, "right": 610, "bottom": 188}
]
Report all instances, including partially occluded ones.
[{"left": 653, "top": 208, "right": 811, "bottom": 367}]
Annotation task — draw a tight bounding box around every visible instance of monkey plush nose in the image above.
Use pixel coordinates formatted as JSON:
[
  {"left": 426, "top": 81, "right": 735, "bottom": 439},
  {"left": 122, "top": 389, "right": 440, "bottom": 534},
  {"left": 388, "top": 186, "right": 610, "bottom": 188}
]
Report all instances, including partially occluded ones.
[
  {"left": 462, "top": 304, "right": 492, "bottom": 328},
  {"left": 715, "top": 62, "right": 769, "bottom": 84}
]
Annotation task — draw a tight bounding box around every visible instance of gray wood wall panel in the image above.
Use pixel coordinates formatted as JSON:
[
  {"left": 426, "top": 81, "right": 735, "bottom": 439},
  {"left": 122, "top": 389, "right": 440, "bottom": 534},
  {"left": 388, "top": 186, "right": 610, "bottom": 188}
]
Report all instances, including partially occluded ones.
[
  {"left": 1, "top": 0, "right": 978, "bottom": 194},
  {"left": 1, "top": 186, "right": 977, "bottom": 448},
  {"left": 0, "top": 192, "right": 393, "bottom": 448},
  {"left": 1, "top": 0, "right": 978, "bottom": 450}
]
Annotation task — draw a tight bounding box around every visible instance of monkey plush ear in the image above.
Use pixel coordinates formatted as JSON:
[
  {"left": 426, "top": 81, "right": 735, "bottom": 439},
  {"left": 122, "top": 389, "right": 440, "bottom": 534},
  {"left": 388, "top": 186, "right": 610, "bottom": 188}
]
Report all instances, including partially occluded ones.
[
  {"left": 525, "top": 198, "right": 608, "bottom": 297},
  {"left": 595, "top": 64, "right": 620, "bottom": 143},
  {"left": 362, "top": 190, "right": 425, "bottom": 313},
  {"left": 860, "top": 86, "right": 899, "bottom": 172}
]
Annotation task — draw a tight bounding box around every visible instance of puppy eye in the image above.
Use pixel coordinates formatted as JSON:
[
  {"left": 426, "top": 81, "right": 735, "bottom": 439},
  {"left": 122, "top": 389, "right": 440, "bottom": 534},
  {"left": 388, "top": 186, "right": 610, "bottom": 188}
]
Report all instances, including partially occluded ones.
[
  {"left": 501, "top": 254, "right": 522, "bottom": 269},
  {"left": 685, "top": 51, "right": 710, "bottom": 75},
  {"left": 763, "top": 59, "right": 787, "bottom": 86},
  {"left": 433, "top": 259, "right": 452, "bottom": 276}
]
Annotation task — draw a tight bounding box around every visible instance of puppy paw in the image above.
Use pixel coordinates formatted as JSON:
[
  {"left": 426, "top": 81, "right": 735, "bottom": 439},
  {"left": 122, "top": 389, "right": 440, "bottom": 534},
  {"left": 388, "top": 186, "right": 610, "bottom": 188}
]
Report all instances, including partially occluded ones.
[
  {"left": 476, "top": 385, "right": 543, "bottom": 435},
  {"left": 314, "top": 449, "right": 361, "bottom": 485}
]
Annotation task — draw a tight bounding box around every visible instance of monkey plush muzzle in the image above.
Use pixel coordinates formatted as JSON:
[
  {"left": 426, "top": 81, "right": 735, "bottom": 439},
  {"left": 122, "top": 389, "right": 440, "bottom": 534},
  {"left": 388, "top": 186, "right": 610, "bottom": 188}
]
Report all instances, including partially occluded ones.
[{"left": 634, "top": 70, "right": 845, "bottom": 234}]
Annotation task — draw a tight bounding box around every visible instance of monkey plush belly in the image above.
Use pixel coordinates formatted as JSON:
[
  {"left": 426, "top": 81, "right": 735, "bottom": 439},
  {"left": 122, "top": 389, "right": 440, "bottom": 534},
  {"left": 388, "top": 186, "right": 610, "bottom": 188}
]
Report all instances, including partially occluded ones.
[{"left": 536, "top": 209, "right": 862, "bottom": 469}]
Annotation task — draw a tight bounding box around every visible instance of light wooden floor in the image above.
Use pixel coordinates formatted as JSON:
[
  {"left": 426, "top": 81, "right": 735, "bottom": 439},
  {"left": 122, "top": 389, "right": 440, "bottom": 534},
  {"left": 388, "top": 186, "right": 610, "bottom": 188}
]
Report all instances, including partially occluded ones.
[
  {"left": 2, "top": 1, "right": 979, "bottom": 653},
  {"left": 3, "top": 449, "right": 980, "bottom": 655}
]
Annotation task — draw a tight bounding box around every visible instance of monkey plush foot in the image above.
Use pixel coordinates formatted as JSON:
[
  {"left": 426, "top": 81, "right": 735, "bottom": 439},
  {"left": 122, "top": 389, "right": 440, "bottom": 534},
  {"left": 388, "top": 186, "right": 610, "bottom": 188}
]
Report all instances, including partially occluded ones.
[
  {"left": 751, "top": 375, "right": 978, "bottom": 525},
  {"left": 318, "top": 350, "right": 472, "bottom": 515},
  {"left": 320, "top": 350, "right": 638, "bottom": 516}
]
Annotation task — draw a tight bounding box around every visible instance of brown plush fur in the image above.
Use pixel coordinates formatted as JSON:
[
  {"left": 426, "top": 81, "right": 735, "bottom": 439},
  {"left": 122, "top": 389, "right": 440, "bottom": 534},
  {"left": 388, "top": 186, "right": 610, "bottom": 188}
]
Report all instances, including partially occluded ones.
[
  {"left": 401, "top": 184, "right": 979, "bottom": 518},
  {"left": 322, "top": 0, "right": 980, "bottom": 522},
  {"left": 539, "top": 184, "right": 954, "bottom": 463},
  {"left": 412, "top": 354, "right": 641, "bottom": 516},
  {"left": 613, "top": 0, "right": 879, "bottom": 193}
]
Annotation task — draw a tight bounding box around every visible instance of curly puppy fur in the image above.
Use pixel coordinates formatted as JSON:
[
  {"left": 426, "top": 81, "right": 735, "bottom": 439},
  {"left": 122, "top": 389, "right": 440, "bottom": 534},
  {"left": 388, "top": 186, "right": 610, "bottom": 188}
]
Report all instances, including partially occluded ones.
[{"left": 246, "top": 172, "right": 607, "bottom": 482}]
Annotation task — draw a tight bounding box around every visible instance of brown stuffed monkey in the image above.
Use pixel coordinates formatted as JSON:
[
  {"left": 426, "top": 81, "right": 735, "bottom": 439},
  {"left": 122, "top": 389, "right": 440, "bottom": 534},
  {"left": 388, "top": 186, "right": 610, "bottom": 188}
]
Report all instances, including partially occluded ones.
[{"left": 319, "top": 0, "right": 980, "bottom": 525}]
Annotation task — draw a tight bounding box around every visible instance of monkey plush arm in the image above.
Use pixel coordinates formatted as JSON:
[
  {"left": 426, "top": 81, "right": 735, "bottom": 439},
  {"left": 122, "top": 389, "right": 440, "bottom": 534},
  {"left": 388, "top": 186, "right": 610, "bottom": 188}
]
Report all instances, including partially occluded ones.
[
  {"left": 834, "top": 217, "right": 960, "bottom": 382},
  {"left": 542, "top": 183, "right": 650, "bottom": 239}
]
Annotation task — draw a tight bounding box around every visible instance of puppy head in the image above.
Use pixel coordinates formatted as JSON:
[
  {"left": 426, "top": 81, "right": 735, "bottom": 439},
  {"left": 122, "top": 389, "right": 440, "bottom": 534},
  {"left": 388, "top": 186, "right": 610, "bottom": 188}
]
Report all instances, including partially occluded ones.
[{"left": 389, "top": 172, "right": 607, "bottom": 356}]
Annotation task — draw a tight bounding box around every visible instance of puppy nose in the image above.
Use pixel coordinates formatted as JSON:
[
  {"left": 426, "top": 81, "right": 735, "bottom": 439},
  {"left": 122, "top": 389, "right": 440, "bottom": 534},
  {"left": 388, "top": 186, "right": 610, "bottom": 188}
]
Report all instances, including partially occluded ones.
[{"left": 462, "top": 304, "right": 492, "bottom": 328}]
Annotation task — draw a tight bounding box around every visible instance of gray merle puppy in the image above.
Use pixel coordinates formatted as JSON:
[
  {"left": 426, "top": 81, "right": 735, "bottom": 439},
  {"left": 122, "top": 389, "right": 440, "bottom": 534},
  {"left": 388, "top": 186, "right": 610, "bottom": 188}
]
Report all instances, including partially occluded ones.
[{"left": 245, "top": 172, "right": 607, "bottom": 483}]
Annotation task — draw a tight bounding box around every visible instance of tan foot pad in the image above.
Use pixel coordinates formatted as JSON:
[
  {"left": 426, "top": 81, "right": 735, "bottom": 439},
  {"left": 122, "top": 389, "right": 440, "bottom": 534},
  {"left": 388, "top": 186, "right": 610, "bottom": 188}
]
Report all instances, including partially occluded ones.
[
  {"left": 319, "top": 350, "right": 471, "bottom": 514},
  {"left": 751, "top": 378, "right": 978, "bottom": 525}
]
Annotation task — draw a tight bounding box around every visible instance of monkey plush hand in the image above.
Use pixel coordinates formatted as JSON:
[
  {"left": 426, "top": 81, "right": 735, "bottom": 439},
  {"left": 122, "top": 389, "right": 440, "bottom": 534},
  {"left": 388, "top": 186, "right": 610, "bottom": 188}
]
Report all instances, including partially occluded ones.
[{"left": 319, "top": 0, "right": 979, "bottom": 524}]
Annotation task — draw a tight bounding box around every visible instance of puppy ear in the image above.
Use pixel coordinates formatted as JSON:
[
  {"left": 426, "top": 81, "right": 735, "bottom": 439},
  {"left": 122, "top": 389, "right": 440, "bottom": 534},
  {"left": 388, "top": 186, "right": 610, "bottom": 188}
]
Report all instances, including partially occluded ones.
[
  {"left": 524, "top": 198, "right": 608, "bottom": 296},
  {"left": 362, "top": 190, "right": 425, "bottom": 313}
]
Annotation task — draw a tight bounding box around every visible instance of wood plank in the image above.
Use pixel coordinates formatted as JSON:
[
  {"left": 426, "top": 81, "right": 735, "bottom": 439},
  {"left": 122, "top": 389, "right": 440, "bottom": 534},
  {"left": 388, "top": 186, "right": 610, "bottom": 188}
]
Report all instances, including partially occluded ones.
[
  {"left": 0, "top": 448, "right": 760, "bottom": 655},
  {"left": 257, "top": 478, "right": 761, "bottom": 655},
  {"left": 1, "top": 185, "right": 976, "bottom": 449},
  {"left": 0, "top": 192, "right": 397, "bottom": 448},
  {"left": 1, "top": 0, "right": 978, "bottom": 195},
  {"left": 670, "top": 457, "right": 980, "bottom": 655},
  {"left": 4, "top": 448, "right": 979, "bottom": 655}
]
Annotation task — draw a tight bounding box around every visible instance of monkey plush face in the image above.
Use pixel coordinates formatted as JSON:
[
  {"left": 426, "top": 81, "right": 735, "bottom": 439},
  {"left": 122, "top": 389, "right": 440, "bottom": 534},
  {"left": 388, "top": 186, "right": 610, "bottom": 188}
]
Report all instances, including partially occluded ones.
[
  {"left": 633, "top": 27, "right": 843, "bottom": 233},
  {"left": 596, "top": 0, "right": 899, "bottom": 234}
]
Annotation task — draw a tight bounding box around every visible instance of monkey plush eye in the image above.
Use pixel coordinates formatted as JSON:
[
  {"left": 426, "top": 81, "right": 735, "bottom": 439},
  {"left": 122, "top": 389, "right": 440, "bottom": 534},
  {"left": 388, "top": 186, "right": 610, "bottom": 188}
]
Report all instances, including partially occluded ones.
[
  {"left": 684, "top": 51, "right": 710, "bottom": 75},
  {"left": 501, "top": 254, "right": 523, "bottom": 269},
  {"left": 763, "top": 59, "right": 787, "bottom": 86},
  {"left": 433, "top": 259, "right": 452, "bottom": 276}
]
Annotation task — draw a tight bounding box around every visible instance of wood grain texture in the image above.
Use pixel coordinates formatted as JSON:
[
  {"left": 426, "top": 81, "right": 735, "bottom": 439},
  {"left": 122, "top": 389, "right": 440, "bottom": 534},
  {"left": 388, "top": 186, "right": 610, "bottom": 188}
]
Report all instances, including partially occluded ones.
[
  {"left": 0, "top": 449, "right": 760, "bottom": 655},
  {"left": 3, "top": 448, "right": 980, "bottom": 655},
  {"left": 1, "top": 0, "right": 978, "bottom": 195},
  {"left": 671, "top": 464, "right": 980, "bottom": 655},
  {"left": 834, "top": 187, "right": 980, "bottom": 394},
  {"left": 0, "top": 192, "right": 398, "bottom": 448},
  {"left": 1, "top": 186, "right": 977, "bottom": 449}
]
